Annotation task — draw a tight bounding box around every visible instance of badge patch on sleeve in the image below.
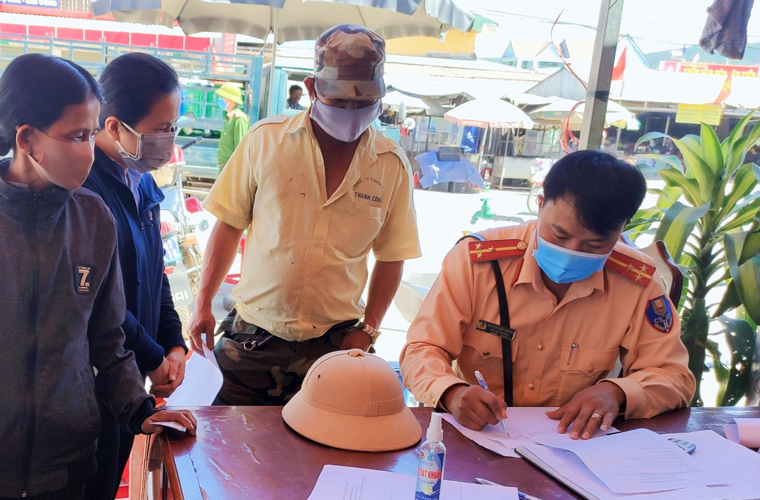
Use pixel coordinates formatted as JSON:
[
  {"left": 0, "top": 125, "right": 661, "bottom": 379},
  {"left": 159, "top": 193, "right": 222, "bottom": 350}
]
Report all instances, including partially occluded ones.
[
  {"left": 74, "top": 265, "right": 93, "bottom": 294},
  {"left": 646, "top": 295, "right": 673, "bottom": 333}
]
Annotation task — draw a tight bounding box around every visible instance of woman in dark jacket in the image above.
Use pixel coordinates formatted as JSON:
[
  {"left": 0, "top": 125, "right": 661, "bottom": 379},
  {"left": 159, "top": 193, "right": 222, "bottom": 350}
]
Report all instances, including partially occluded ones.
[
  {"left": 82, "top": 53, "right": 189, "bottom": 500},
  {"left": 0, "top": 54, "right": 195, "bottom": 500}
]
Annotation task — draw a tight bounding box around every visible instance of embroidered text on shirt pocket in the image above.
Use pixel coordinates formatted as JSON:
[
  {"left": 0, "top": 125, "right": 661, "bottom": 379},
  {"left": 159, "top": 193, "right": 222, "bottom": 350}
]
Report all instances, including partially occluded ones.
[
  {"left": 335, "top": 202, "right": 383, "bottom": 257},
  {"left": 556, "top": 346, "right": 618, "bottom": 404}
]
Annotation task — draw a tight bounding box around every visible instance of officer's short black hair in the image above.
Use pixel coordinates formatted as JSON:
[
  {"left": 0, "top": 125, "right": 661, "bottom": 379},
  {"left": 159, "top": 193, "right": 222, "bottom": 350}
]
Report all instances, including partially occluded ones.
[
  {"left": 289, "top": 85, "right": 302, "bottom": 96},
  {"left": 543, "top": 150, "right": 646, "bottom": 237}
]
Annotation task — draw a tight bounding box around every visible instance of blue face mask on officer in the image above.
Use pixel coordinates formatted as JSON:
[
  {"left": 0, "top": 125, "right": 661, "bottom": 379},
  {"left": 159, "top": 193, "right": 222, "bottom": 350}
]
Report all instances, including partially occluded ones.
[{"left": 533, "top": 235, "right": 611, "bottom": 284}]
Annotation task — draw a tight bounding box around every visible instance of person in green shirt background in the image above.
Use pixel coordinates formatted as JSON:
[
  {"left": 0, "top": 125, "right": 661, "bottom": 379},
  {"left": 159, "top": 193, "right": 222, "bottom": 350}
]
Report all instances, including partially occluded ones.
[{"left": 215, "top": 82, "right": 250, "bottom": 173}]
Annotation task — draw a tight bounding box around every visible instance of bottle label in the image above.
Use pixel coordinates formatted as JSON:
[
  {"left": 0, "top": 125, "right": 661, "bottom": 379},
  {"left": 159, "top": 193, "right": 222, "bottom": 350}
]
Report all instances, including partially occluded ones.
[{"left": 415, "top": 450, "right": 444, "bottom": 500}]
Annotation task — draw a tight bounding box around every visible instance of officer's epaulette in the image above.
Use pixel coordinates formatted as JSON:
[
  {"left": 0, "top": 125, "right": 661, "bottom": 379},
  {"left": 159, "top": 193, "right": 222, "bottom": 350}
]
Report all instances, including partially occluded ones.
[
  {"left": 467, "top": 239, "right": 527, "bottom": 263},
  {"left": 250, "top": 114, "right": 287, "bottom": 131},
  {"left": 604, "top": 250, "right": 656, "bottom": 286}
]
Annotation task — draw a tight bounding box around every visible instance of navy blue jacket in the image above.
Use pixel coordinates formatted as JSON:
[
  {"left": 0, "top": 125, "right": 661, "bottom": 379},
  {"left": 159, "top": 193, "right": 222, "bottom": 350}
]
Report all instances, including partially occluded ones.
[{"left": 83, "top": 148, "right": 185, "bottom": 374}]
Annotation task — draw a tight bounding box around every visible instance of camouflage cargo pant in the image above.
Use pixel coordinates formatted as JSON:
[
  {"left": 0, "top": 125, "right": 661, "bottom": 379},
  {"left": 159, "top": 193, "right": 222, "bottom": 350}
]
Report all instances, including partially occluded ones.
[{"left": 213, "top": 310, "right": 358, "bottom": 406}]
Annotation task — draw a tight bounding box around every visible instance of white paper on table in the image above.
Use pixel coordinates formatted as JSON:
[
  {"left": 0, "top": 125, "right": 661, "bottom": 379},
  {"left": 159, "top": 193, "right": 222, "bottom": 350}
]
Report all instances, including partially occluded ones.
[
  {"left": 306, "top": 465, "right": 518, "bottom": 500},
  {"left": 535, "top": 428, "right": 727, "bottom": 494},
  {"left": 154, "top": 421, "right": 187, "bottom": 432},
  {"left": 442, "top": 407, "right": 617, "bottom": 458},
  {"left": 723, "top": 418, "right": 760, "bottom": 448},
  {"left": 664, "top": 430, "right": 760, "bottom": 499},
  {"left": 521, "top": 430, "right": 760, "bottom": 500},
  {"left": 166, "top": 336, "right": 222, "bottom": 407}
]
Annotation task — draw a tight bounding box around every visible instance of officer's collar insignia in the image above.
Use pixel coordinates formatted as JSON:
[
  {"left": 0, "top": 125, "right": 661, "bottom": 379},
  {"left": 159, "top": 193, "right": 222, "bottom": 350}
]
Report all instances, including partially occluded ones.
[
  {"left": 468, "top": 239, "right": 527, "bottom": 263},
  {"left": 604, "top": 250, "right": 655, "bottom": 286}
]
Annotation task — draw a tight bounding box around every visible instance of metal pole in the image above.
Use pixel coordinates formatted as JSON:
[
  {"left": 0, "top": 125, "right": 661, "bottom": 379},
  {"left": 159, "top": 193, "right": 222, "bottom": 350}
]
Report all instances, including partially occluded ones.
[
  {"left": 425, "top": 116, "right": 431, "bottom": 151},
  {"left": 478, "top": 125, "right": 489, "bottom": 172},
  {"left": 265, "top": 8, "right": 280, "bottom": 117},
  {"left": 579, "top": 0, "right": 624, "bottom": 151}
]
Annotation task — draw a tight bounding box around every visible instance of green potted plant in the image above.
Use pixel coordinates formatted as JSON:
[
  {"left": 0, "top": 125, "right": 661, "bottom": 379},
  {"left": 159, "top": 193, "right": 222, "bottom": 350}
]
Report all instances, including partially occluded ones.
[{"left": 627, "top": 113, "right": 760, "bottom": 406}]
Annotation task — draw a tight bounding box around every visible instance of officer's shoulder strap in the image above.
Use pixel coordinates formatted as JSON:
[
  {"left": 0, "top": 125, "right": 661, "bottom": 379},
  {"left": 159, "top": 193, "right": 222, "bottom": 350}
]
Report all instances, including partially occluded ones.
[
  {"left": 604, "top": 249, "right": 656, "bottom": 287},
  {"left": 250, "top": 114, "right": 288, "bottom": 131},
  {"left": 458, "top": 233, "right": 528, "bottom": 263}
]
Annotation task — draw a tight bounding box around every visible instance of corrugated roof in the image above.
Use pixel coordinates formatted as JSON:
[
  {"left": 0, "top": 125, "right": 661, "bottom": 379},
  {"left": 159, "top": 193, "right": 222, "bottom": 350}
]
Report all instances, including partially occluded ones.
[
  {"left": 386, "top": 74, "right": 535, "bottom": 100},
  {"left": 275, "top": 47, "right": 548, "bottom": 82}
]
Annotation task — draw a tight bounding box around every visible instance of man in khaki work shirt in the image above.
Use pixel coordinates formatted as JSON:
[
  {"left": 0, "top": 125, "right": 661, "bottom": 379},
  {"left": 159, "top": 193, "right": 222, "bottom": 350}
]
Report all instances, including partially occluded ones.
[
  {"left": 189, "top": 24, "right": 420, "bottom": 405},
  {"left": 401, "top": 150, "right": 695, "bottom": 439}
]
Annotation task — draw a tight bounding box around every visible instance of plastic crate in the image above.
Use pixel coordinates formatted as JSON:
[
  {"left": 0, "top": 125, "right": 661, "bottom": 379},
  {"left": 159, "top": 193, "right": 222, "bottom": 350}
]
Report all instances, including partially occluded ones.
[
  {"left": 426, "top": 181, "right": 473, "bottom": 194},
  {"left": 183, "top": 88, "right": 206, "bottom": 103},
  {"left": 428, "top": 182, "right": 450, "bottom": 192},
  {"left": 181, "top": 102, "right": 203, "bottom": 118},
  {"left": 451, "top": 181, "right": 474, "bottom": 194}
]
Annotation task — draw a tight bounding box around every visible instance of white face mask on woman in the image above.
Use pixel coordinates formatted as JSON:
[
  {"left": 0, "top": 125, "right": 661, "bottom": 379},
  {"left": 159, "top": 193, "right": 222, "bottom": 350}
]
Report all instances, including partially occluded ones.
[
  {"left": 26, "top": 127, "right": 95, "bottom": 190},
  {"left": 116, "top": 121, "right": 175, "bottom": 173},
  {"left": 309, "top": 99, "right": 382, "bottom": 143}
]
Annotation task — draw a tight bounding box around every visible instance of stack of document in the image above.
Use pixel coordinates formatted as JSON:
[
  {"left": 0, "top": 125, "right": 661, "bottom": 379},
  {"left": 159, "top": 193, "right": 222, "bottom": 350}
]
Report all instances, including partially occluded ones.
[
  {"left": 518, "top": 429, "right": 760, "bottom": 500},
  {"left": 724, "top": 418, "right": 760, "bottom": 448},
  {"left": 442, "top": 407, "right": 618, "bottom": 458},
  {"left": 307, "top": 465, "right": 518, "bottom": 500}
]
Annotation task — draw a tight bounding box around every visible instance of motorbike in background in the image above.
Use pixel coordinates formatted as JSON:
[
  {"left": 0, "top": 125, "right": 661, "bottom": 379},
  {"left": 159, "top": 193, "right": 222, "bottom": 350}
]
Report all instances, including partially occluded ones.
[{"left": 527, "top": 158, "right": 556, "bottom": 214}]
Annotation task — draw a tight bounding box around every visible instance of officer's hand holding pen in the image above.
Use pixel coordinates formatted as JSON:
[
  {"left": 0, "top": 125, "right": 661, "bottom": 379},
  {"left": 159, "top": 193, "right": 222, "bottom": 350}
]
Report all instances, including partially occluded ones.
[
  {"left": 474, "top": 370, "right": 509, "bottom": 436},
  {"left": 441, "top": 380, "right": 508, "bottom": 431}
]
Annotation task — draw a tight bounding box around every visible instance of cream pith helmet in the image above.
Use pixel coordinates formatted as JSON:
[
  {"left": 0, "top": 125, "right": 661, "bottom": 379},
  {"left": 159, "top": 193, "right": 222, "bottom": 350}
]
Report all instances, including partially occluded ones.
[{"left": 282, "top": 349, "right": 421, "bottom": 452}]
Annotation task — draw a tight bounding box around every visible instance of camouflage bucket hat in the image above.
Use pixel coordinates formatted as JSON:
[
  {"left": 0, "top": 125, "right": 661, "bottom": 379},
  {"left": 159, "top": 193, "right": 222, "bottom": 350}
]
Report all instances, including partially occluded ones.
[{"left": 314, "top": 24, "right": 386, "bottom": 101}]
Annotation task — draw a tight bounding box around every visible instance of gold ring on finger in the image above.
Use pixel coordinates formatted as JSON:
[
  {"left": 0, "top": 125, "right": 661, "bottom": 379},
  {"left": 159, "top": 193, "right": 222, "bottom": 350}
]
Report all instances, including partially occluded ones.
[{"left": 591, "top": 412, "right": 603, "bottom": 420}]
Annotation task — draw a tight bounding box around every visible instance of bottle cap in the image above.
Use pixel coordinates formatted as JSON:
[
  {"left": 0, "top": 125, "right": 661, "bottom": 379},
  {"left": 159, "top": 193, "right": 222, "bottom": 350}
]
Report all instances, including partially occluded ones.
[{"left": 426, "top": 412, "right": 443, "bottom": 442}]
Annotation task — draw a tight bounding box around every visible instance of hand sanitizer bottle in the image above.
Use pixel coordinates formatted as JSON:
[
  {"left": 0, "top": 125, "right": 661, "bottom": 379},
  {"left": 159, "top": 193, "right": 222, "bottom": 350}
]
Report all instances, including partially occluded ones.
[{"left": 415, "top": 412, "right": 446, "bottom": 500}]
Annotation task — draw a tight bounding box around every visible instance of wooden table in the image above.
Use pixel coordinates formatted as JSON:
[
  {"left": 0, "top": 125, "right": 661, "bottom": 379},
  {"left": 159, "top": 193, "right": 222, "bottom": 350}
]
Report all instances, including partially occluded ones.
[{"left": 157, "top": 406, "right": 760, "bottom": 500}]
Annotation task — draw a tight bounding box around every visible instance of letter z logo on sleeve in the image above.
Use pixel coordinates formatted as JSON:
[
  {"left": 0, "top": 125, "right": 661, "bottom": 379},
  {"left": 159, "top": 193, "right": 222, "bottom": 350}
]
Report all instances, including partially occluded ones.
[
  {"left": 646, "top": 295, "right": 674, "bottom": 333},
  {"left": 74, "top": 265, "right": 94, "bottom": 294}
]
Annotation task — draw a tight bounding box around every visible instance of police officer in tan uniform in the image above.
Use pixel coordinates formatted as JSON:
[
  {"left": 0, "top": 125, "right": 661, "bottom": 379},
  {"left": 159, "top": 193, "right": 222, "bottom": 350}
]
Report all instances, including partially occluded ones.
[{"left": 401, "top": 150, "right": 695, "bottom": 439}]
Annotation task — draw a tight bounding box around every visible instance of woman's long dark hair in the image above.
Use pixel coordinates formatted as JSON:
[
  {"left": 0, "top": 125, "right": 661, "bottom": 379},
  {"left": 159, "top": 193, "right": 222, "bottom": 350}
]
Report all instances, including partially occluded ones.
[{"left": 0, "top": 54, "right": 102, "bottom": 156}]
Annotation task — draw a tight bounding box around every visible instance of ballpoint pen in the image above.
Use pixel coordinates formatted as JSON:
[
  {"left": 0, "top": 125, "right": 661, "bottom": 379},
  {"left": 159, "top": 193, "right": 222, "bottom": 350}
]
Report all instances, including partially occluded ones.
[
  {"left": 473, "top": 370, "right": 509, "bottom": 436},
  {"left": 474, "top": 477, "right": 545, "bottom": 500}
]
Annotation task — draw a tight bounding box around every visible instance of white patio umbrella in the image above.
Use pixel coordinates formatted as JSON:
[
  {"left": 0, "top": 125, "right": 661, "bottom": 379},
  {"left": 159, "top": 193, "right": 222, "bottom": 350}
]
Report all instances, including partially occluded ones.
[
  {"left": 444, "top": 98, "right": 535, "bottom": 170},
  {"left": 91, "top": 0, "right": 475, "bottom": 113},
  {"left": 528, "top": 98, "right": 638, "bottom": 129},
  {"left": 93, "top": 0, "right": 473, "bottom": 40},
  {"left": 383, "top": 91, "right": 430, "bottom": 114}
]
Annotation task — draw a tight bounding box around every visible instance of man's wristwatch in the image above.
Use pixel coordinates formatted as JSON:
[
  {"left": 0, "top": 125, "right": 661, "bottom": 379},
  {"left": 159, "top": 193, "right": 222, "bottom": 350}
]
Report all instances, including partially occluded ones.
[{"left": 355, "top": 321, "right": 381, "bottom": 344}]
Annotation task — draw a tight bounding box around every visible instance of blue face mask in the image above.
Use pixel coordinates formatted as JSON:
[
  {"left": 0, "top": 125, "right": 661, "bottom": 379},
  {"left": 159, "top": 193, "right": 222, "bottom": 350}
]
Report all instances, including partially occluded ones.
[
  {"left": 533, "top": 234, "right": 611, "bottom": 284},
  {"left": 218, "top": 97, "right": 227, "bottom": 110}
]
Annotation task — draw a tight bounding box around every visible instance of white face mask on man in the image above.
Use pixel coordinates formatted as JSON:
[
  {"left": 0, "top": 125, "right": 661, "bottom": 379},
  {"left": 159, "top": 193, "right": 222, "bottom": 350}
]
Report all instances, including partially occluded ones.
[{"left": 309, "top": 99, "right": 382, "bottom": 143}]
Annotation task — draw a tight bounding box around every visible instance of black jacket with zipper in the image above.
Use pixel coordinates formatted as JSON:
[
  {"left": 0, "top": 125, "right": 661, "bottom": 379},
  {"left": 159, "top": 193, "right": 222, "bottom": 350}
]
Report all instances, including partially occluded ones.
[{"left": 0, "top": 159, "right": 156, "bottom": 497}]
